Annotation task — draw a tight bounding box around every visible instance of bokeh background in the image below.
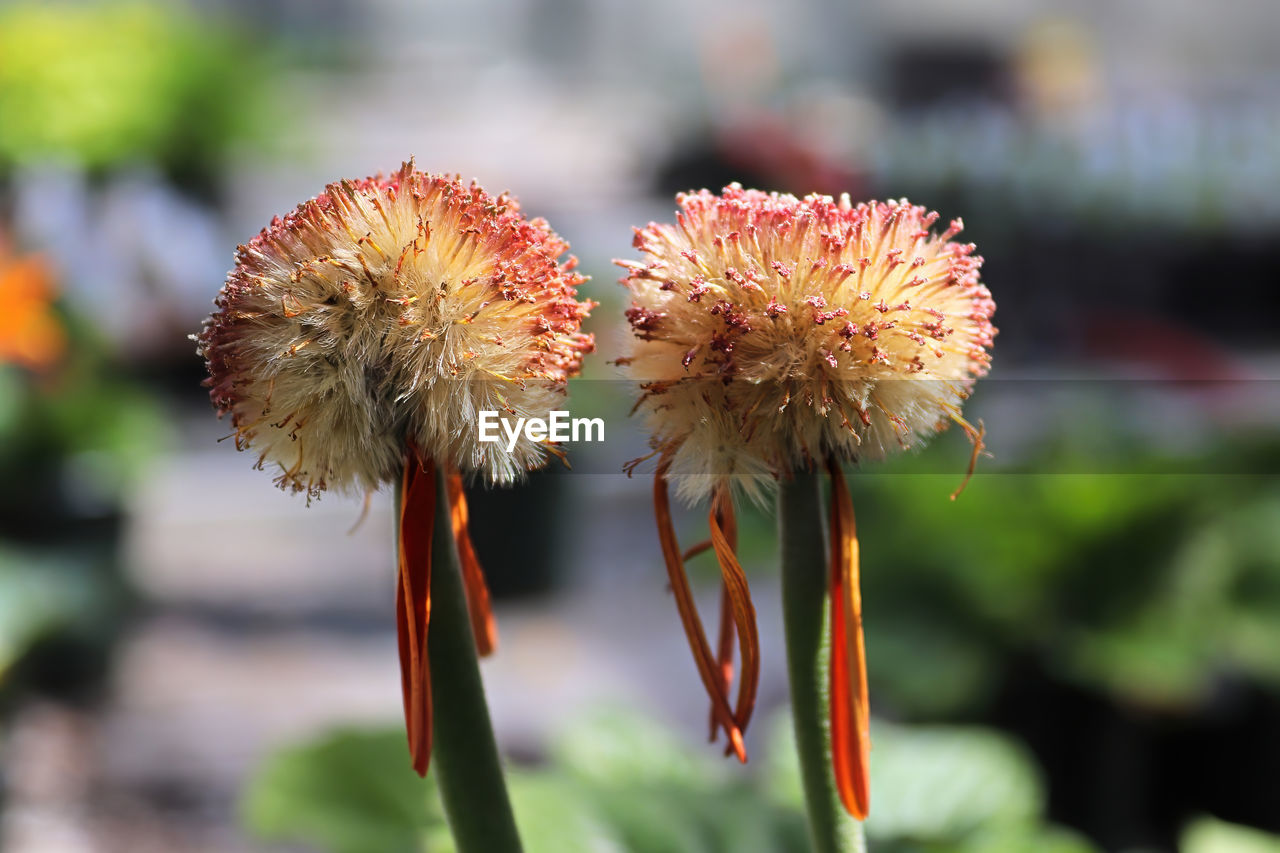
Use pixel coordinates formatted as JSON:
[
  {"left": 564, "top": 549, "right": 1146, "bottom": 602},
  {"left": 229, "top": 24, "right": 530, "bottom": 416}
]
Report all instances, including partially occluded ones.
[{"left": 1, "top": 1, "right": 1279, "bottom": 851}]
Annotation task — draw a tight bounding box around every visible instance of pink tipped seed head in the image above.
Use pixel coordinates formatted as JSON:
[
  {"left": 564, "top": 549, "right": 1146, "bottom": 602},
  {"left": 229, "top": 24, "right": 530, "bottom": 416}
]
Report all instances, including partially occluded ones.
[
  {"left": 197, "top": 162, "right": 594, "bottom": 496},
  {"left": 617, "top": 185, "right": 995, "bottom": 504}
]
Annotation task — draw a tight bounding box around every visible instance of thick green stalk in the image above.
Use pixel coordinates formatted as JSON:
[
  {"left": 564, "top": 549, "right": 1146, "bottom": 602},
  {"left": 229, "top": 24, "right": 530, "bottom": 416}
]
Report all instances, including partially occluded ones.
[
  {"left": 778, "top": 470, "right": 865, "bottom": 853},
  {"left": 407, "top": 470, "right": 523, "bottom": 852}
]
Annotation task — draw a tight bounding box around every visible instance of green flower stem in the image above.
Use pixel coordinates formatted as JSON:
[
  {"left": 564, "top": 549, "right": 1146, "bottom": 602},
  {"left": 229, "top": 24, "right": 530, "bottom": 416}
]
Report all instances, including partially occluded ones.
[
  {"left": 778, "top": 469, "right": 865, "bottom": 853},
  {"left": 403, "top": 469, "right": 523, "bottom": 852}
]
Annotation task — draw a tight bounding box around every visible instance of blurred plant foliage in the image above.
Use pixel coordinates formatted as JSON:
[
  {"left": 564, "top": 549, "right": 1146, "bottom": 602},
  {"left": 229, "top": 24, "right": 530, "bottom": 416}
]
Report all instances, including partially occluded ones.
[
  {"left": 843, "top": 427, "right": 1280, "bottom": 715},
  {"left": 0, "top": 250, "right": 166, "bottom": 696},
  {"left": 1181, "top": 817, "right": 1280, "bottom": 853},
  {"left": 0, "top": 331, "right": 167, "bottom": 519},
  {"left": 239, "top": 397, "right": 1280, "bottom": 850},
  {"left": 0, "top": 548, "right": 105, "bottom": 682},
  {"left": 0, "top": 1, "right": 278, "bottom": 176},
  {"left": 243, "top": 709, "right": 1093, "bottom": 853}
]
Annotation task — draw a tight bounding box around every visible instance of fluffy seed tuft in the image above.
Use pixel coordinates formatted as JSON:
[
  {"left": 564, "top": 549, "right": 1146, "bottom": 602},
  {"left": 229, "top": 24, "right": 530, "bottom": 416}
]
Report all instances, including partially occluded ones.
[
  {"left": 617, "top": 185, "right": 995, "bottom": 503},
  {"left": 197, "top": 161, "right": 595, "bottom": 496}
]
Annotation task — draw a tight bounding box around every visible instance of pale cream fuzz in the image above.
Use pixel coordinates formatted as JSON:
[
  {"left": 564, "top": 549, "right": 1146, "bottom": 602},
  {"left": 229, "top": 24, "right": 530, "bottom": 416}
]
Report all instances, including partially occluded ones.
[
  {"left": 618, "top": 186, "right": 995, "bottom": 504},
  {"left": 197, "top": 162, "right": 594, "bottom": 497}
]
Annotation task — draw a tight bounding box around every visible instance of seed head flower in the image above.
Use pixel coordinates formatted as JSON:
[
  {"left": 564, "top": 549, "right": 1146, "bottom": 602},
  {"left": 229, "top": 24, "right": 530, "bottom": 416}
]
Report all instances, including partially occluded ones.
[
  {"left": 617, "top": 185, "right": 996, "bottom": 820},
  {"left": 196, "top": 162, "right": 594, "bottom": 776},
  {"left": 619, "top": 185, "right": 994, "bottom": 504},
  {"left": 197, "top": 160, "right": 594, "bottom": 496}
]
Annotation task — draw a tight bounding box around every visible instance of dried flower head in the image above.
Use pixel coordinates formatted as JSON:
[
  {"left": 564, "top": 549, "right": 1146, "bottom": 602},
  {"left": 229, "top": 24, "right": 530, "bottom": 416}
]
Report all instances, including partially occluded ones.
[
  {"left": 196, "top": 161, "right": 594, "bottom": 496},
  {"left": 618, "top": 185, "right": 995, "bottom": 503},
  {"left": 197, "top": 163, "right": 595, "bottom": 780},
  {"left": 617, "top": 186, "right": 997, "bottom": 822}
]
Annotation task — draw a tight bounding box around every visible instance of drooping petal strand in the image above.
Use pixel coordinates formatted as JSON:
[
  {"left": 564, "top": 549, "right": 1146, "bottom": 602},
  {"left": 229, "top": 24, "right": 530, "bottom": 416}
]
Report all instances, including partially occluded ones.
[
  {"left": 397, "top": 449, "right": 436, "bottom": 776},
  {"left": 707, "top": 486, "right": 761, "bottom": 749},
  {"left": 446, "top": 470, "right": 498, "bottom": 657},
  {"left": 653, "top": 454, "right": 747, "bottom": 762},
  {"left": 827, "top": 457, "right": 870, "bottom": 819}
]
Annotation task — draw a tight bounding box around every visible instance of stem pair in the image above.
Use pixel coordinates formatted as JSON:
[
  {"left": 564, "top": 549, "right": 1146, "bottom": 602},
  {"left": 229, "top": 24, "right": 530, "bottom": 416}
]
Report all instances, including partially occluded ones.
[{"left": 397, "top": 457, "right": 866, "bottom": 853}]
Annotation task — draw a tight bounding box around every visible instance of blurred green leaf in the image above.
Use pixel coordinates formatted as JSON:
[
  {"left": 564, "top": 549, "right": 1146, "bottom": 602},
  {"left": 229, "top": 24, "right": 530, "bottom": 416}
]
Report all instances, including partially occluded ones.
[
  {"left": 573, "top": 786, "right": 720, "bottom": 853},
  {"left": 866, "top": 722, "right": 1043, "bottom": 841},
  {"left": 243, "top": 709, "right": 1093, "bottom": 853},
  {"left": 0, "top": 1, "right": 277, "bottom": 171},
  {"left": 765, "top": 715, "right": 1042, "bottom": 843},
  {"left": 0, "top": 367, "right": 23, "bottom": 440},
  {"left": 0, "top": 342, "right": 170, "bottom": 509},
  {"left": 0, "top": 549, "right": 97, "bottom": 681},
  {"left": 242, "top": 727, "right": 441, "bottom": 853},
  {"left": 1062, "top": 484, "right": 1280, "bottom": 707},
  {"left": 833, "top": 427, "right": 1280, "bottom": 714},
  {"left": 1181, "top": 817, "right": 1280, "bottom": 853},
  {"left": 550, "top": 707, "right": 799, "bottom": 852},
  {"left": 507, "top": 771, "right": 627, "bottom": 853},
  {"left": 956, "top": 822, "right": 1099, "bottom": 853},
  {"left": 550, "top": 706, "right": 727, "bottom": 791},
  {"left": 865, "top": 616, "right": 995, "bottom": 717}
]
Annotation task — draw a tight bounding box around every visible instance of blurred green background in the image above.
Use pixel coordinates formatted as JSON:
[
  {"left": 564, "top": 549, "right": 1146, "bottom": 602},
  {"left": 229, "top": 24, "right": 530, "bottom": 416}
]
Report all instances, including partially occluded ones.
[{"left": 1, "top": 1, "right": 1277, "bottom": 851}]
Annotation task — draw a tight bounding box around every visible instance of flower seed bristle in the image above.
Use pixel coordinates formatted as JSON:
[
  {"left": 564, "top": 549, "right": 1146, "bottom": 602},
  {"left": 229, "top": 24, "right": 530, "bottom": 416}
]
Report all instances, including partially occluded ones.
[
  {"left": 617, "top": 185, "right": 995, "bottom": 503},
  {"left": 197, "top": 161, "right": 595, "bottom": 495}
]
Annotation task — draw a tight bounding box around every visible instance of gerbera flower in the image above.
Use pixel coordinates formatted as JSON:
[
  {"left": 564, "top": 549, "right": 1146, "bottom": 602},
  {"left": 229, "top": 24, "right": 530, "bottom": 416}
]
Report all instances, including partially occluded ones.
[
  {"left": 196, "top": 161, "right": 594, "bottom": 780},
  {"left": 618, "top": 185, "right": 995, "bottom": 822}
]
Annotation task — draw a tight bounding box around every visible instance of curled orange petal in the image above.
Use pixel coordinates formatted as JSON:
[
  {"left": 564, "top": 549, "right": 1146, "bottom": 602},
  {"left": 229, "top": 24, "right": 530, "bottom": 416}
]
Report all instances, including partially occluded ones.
[
  {"left": 397, "top": 448, "right": 436, "bottom": 777},
  {"left": 707, "top": 485, "right": 760, "bottom": 752},
  {"left": 654, "top": 454, "right": 747, "bottom": 762},
  {"left": 827, "top": 456, "right": 870, "bottom": 819},
  {"left": 707, "top": 490, "right": 736, "bottom": 744},
  {"left": 446, "top": 470, "right": 498, "bottom": 657},
  {"left": 709, "top": 584, "right": 734, "bottom": 742},
  {"left": 949, "top": 415, "right": 987, "bottom": 501}
]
